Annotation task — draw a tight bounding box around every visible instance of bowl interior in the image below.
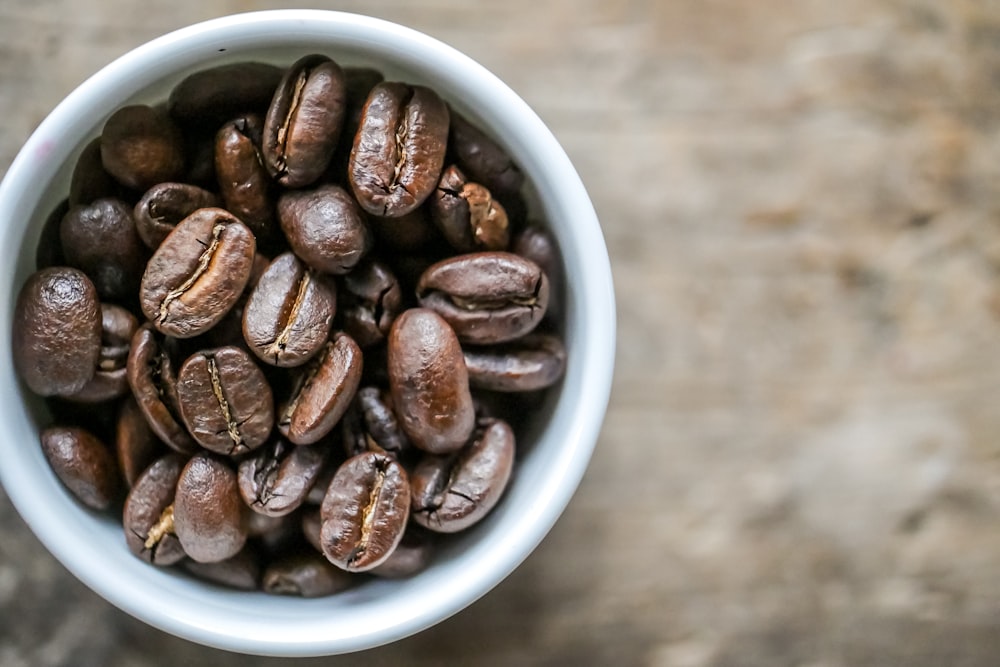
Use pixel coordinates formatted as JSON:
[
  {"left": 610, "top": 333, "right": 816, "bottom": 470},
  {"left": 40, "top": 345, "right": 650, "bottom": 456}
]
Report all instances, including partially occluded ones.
[{"left": 0, "top": 10, "right": 613, "bottom": 656}]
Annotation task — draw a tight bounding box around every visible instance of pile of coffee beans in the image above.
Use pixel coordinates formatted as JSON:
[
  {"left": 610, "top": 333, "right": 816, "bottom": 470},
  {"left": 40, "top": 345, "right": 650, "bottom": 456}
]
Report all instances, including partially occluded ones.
[{"left": 12, "top": 55, "right": 566, "bottom": 596}]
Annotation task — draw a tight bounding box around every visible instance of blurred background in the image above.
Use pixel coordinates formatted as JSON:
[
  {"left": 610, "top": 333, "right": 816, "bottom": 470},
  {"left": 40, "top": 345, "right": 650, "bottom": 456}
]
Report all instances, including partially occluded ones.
[{"left": 3, "top": 1, "right": 1000, "bottom": 665}]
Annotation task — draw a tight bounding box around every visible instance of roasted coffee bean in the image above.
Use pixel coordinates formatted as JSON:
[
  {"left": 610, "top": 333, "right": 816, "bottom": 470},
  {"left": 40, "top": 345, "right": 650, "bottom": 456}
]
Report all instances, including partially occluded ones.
[
  {"left": 101, "top": 105, "right": 185, "bottom": 191},
  {"left": 238, "top": 438, "right": 327, "bottom": 517},
  {"left": 411, "top": 418, "right": 515, "bottom": 533},
  {"left": 370, "top": 527, "right": 432, "bottom": 578},
  {"left": 134, "top": 182, "right": 220, "bottom": 250},
  {"left": 511, "top": 225, "right": 558, "bottom": 278},
  {"left": 173, "top": 454, "right": 247, "bottom": 563},
  {"left": 215, "top": 114, "right": 276, "bottom": 243},
  {"left": 242, "top": 252, "right": 336, "bottom": 367},
  {"left": 139, "top": 208, "right": 256, "bottom": 338},
  {"left": 13, "top": 267, "right": 102, "bottom": 397},
  {"left": 387, "top": 308, "right": 474, "bottom": 454},
  {"left": 448, "top": 111, "right": 524, "bottom": 197},
  {"left": 430, "top": 165, "right": 509, "bottom": 252},
  {"left": 168, "top": 62, "right": 284, "bottom": 128},
  {"left": 263, "top": 54, "right": 347, "bottom": 188},
  {"left": 123, "top": 453, "right": 186, "bottom": 565},
  {"left": 60, "top": 197, "right": 147, "bottom": 301},
  {"left": 176, "top": 346, "right": 274, "bottom": 456},
  {"left": 277, "top": 183, "right": 370, "bottom": 274},
  {"left": 40, "top": 426, "right": 120, "bottom": 511},
  {"left": 320, "top": 452, "right": 410, "bottom": 572},
  {"left": 340, "top": 260, "right": 402, "bottom": 347},
  {"left": 66, "top": 304, "right": 138, "bottom": 403},
  {"left": 263, "top": 551, "right": 354, "bottom": 597},
  {"left": 349, "top": 82, "right": 450, "bottom": 217},
  {"left": 115, "top": 396, "right": 164, "bottom": 488},
  {"left": 416, "top": 251, "right": 549, "bottom": 344},
  {"left": 69, "top": 137, "right": 126, "bottom": 207},
  {"left": 184, "top": 547, "right": 261, "bottom": 591},
  {"left": 36, "top": 200, "right": 69, "bottom": 270},
  {"left": 126, "top": 323, "right": 197, "bottom": 454},
  {"left": 278, "top": 332, "right": 363, "bottom": 445},
  {"left": 463, "top": 334, "right": 566, "bottom": 392},
  {"left": 342, "top": 386, "right": 409, "bottom": 458}
]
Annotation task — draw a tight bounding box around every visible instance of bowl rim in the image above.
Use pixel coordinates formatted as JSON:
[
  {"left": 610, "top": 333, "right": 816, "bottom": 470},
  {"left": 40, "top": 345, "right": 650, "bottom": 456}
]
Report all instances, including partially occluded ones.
[{"left": 0, "top": 9, "right": 615, "bottom": 656}]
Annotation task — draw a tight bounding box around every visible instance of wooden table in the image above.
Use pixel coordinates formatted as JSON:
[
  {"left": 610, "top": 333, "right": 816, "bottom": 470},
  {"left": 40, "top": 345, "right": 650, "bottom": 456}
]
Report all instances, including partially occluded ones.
[{"left": 3, "top": 1, "right": 1000, "bottom": 664}]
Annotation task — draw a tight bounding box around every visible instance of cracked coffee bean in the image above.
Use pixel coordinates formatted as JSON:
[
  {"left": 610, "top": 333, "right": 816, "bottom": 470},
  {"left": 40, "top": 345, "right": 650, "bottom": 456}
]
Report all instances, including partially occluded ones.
[
  {"left": 237, "top": 438, "right": 327, "bottom": 517},
  {"left": 123, "top": 453, "right": 186, "bottom": 565},
  {"left": 430, "top": 164, "right": 509, "bottom": 252},
  {"left": 65, "top": 303, "right": 138, "bottom": 403},
  {"left": 133, "top": 182, "right": 220, "bottom": 250},
  {"left": 339, "top": 259, "right": 402, "bottom": 348}
]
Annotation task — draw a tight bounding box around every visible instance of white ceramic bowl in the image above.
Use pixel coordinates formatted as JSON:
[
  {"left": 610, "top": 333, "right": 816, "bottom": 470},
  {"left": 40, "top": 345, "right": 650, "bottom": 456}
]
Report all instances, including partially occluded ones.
[{"left": 0, "top": 10, "right": 614, "bottom": 656}]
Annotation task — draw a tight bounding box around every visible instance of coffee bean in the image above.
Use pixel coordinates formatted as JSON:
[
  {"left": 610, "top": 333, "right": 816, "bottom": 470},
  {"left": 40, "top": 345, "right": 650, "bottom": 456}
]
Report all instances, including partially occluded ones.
[
  {"left": 416, "top": 251, "right": 549, "bottom": 344},
  {"left": 349, "top": 82, "right": 450, "bottom": 217},
  {"left": 387, "top": 308, "right": 474, "bottom": 454},
  {"left": 60, "top": 197, "right": 147, "bottom": 302},
  {"left": 101, "top": 105, "right": 185, "bottom": 191},
  {"left": 13, "top": 267, "right": 102, "bottom": 397},
  {"left": 277, "top": 183, "right": 371, "bottom": 274},
  {"left": 140, "top": 207, "right": 256, "bottom": 338},
  {"left": 263, "top": 551, "right": 354, "bottom": 597},
  {"left": 115, "top": 396, "right": 164, "bottom": 488},
  {"left": 168, "top": 62, "right": 284, "bottom": 129},
  {"left": 184, "top": 547, "right": 261, "bottom": 591},
  {"left": 463, "top": 333, "right": 566, "bottom": 392},
  {"left": 320, "top": 452, "right": 410, "bottom": 572},
  {"left": 176, "top": 346, "right": 274, "bottom": 456},
  {"left": 430, "top": 165, "right": 509, "bottom": 252},
  {"left": 123, "top": 453, "right": 186, "bottom": 565},
  {"left": 242, "top": 251, "right": 336, "bottom": 367},
  {"left": 40, "top": 426, "right": 120, "bottom": 511},
  {"left": 263, "top": 54, "right": 347, "bottom": 188},
  {"left": 340, "top": 260, "right": 402, "bottom": 348},
  {"left": 215, "top": 114, "right": 276, "bottom": 243},
  {"left": 65, "top": 303, "right": 138, "bottom": 403},
  {"left": 134, "top": 182, "right": 220, "bottom": 250},
  {"left": 410, "top": 418, "right": 515, "bottom": 533},
  {"left": 173, "top": 454, "right": 247, "bottom": 563},
  {"left": 126, "top": 323, "right": 198, "bottom": 455},
  {"left": 278, "top": 332, "right": 363, "bottom": 445},
  {"left": 448, "top": 111, "right": 524, "bottom": 197},
  {"left": 341, "top": 386, "right": 410, "bottom": 459},
  {"left": 237, "top": 438, "right": 327, "bottom": 517}
]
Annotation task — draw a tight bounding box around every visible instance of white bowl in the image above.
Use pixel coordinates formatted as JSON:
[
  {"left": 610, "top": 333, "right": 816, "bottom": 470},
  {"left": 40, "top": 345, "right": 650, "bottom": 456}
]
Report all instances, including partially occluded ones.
[{"left": 0, "top": 10, "right": 614, "bottom": 656}]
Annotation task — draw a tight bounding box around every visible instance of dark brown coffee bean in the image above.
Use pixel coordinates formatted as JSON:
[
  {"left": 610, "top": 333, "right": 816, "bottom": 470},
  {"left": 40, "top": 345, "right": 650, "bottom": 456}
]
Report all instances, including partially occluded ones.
[
  {"left": 123, "top": 453, "right": 186, "bottom": 565},
  {"left": 511, "top": 225, "right": 558, "bottom": 278},
  {"left": 340, "top": 260, "right": 402, "bottom": 347},
  {"left": 263, "top": 54, "right": 347, "bottom": 188},
  {"left": 174, "top": 454, "right": 247, "bottom": 563},
  {"left": 278, "top": 332, "right": 363, "bottom": 445},
  {"left": 69, "top": 137, "right": 127, "bottom": 207},
  {"left": 416, "top": 251, "right": 549, "bottom": 344},
  {"left": 215, "top": 114, "right": 276, "bottom": 243},
  {"left": 13, "top": 267, "right": 102, "bottom": 397},
  {"left": 134, "top": 182, "right": 220, "bottom": 250},
  {"left": 60, "top": 197, "right": 147, "bottom": 302},
  {"left": 263, "top": 551, "right": 354, "bottom": 597},
  {"left": 101, "top": 105, "right": 185, "bottom": 191},
  {"left": 65, "top": 303, "right": 138, "bottom": 403},
  {"left": 342, "top": 386, "right": 409, "bottom": 459},
  {"left": 349, "top": 82, "right": 450, "bottom": 217},
  {"left": 126, "top": 323, "right": 197, "bottom": 454},
  {"left": 184, "top": 547, "right": 261, "bottom": 591},
  {"left": 387, "top": 308, "right": 474, "bottom": 454},
  {"left": 277, "top": 183, "right": 370, "bottom": 274},
  {"left": 320, "top": 452, "right": 410, "bottom": 572},
  {"left": 411, "top": 418, "right": 515, "bottom": 533},
  {"left": 430, "top": 165, "right": 509, "bottom": 252},
  {"left": 115, "top": 396, "right": 164, "bottom": 488},
  {"left": 168, "top": 62, "right": 284, "bottom": 128},
  {"left": 140, "top": 208, "right": 256, "bottom": 338},
  {"left": 176, "top": 346, "right": 274, "bottom": 456},
  {"left": 369, "top": 527, "right": 432, "bottom": 578},
  {"left": 40, "top": 426, "right": 120, "bottom": 511},
  {"left": 448, "top": 111, "right": 524, "bottom": 197},
  {"left": 463, "top": 333, "right": 566, "bottom": 392},
  {"left": 238, "top": 438, "right": 327, "bottom": 517},
  {"left": 242, "top": 252, "right": 336, "bottom": 367}
]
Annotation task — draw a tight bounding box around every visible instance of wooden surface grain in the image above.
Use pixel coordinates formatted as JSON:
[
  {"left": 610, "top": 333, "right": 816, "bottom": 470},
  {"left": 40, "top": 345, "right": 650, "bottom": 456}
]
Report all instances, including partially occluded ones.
[{"left": 3, "top": 1, "right": 1000, "bottom": 665}]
